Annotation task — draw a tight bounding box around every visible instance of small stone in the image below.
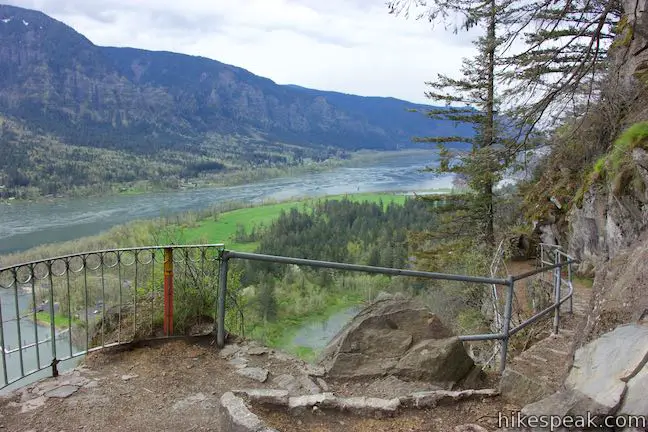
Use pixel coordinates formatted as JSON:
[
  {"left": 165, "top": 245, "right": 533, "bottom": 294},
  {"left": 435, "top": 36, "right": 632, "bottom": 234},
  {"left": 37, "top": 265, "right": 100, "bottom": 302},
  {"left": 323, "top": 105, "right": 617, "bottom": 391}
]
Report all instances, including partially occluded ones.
[
  {"left": 236, "top": 367, "right": 269, "bottom": 383},
  {"left": 248, "top": 347, "right": 269, "bottom": 356},
  {"left": 219, "top": 344, "right": 242, "bottom": 359},
  {"left": 300, "top": 364, "right": 326, "bottom": 377},
  {"left": 60, "top": 376, "right": 90, "bottom": 387},
  {"left": 44, "top": 385, "right": 79, "bottom": 399},
  {"left": 219, "top": 392, "right": 267, "bottom": 431},
  {"left": 228, "top": 357, "right": 248, "bottom": 369},
  {"left": 121, "top": 374, "right": 139, "bottom": 381},
  {"left": 316, "top": 378, "right": 329, "bottom": 392},
  {"left": 232, "top": 389, "right": 290, "bottom": 406},
  {"left": 288, "top": 393, "right": 337, "bottom": 411}
]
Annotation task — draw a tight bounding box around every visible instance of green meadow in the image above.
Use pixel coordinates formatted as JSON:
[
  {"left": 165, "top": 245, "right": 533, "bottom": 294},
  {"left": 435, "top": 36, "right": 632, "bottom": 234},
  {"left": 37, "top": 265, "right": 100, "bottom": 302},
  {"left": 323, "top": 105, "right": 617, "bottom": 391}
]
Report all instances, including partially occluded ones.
[{"left": 181, "top": 192, "right": 415, "bottom": 251}]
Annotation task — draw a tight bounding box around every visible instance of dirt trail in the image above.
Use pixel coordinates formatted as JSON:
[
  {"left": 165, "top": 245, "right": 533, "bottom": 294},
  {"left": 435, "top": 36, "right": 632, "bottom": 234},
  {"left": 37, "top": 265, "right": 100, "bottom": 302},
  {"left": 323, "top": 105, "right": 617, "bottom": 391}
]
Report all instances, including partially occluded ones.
[{"left": 0, "top": 338, "right": 518, "bottom": 432}]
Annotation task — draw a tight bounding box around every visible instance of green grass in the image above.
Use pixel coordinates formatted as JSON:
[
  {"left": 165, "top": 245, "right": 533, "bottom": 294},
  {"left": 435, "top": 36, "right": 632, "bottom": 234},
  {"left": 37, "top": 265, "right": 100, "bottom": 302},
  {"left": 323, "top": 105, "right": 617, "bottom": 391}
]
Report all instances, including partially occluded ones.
[
  {"left": 34, "top": 311, "right": 78, "bottom": 329},
  {"left": 182, "top": 192, "right": 414, "bottom": 250}
]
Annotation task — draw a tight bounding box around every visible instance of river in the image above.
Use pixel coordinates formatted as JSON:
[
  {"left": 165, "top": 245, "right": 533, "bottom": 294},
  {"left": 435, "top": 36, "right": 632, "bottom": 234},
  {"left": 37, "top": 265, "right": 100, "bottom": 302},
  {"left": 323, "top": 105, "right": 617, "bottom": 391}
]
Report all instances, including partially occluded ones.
[
  {"left": 0, "top": 150, "right": 448, "bottom": 386},
  {"left": 0, "top": 150, "right": 450, "bottom": 256}
]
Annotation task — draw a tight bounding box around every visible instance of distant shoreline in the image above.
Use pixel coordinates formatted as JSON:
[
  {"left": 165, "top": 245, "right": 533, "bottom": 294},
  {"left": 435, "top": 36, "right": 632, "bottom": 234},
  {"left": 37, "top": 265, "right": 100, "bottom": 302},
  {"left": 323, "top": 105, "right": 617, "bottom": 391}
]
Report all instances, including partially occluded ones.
[{"left": 0, "top": 148, "right": 438, "bottom": 205}]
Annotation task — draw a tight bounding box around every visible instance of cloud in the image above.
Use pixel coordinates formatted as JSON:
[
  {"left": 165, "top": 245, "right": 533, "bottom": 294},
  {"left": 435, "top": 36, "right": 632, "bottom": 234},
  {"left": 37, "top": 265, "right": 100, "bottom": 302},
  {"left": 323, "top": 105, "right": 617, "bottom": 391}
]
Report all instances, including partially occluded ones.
[{"left": 5, "top": 0, "right": 478, "bottom": 104}]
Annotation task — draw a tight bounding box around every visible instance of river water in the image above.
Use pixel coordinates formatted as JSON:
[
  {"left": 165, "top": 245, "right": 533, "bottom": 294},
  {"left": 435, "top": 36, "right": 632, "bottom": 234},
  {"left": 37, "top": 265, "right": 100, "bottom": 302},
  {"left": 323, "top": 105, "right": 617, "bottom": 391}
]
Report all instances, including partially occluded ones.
[
  {"left": 0, "top": 151, "right": 449, "bottom": 256},
  {"left": 0, "top": 150, "right": 448, "bottom": 384}
]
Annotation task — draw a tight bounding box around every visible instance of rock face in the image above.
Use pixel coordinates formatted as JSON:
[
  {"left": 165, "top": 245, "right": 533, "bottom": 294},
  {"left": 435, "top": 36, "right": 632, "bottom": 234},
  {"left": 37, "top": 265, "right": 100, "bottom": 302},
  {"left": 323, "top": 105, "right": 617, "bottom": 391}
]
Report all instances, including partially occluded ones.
[
  {"left": 617, "top": 0, "right": 648, "bottom": 86},
  {"left": 520, "top": 324, "right": 648, "bottom": 430},
  {"left": 318, "top": 296, "right": 474, "bottom": 388}
]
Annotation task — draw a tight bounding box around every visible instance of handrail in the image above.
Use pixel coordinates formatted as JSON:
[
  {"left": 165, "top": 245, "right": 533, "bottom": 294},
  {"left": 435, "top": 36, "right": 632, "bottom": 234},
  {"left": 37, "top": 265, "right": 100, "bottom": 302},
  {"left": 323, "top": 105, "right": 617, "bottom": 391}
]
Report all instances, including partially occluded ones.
[
  {"left": 0, "top": 244, "right": 225, "bottom": 273},
  {"left": 0, "top": 242, "right": 577, "bottom": 390},
  {"left": 224, "top": 250, "right": 510, "bottom": 286}
]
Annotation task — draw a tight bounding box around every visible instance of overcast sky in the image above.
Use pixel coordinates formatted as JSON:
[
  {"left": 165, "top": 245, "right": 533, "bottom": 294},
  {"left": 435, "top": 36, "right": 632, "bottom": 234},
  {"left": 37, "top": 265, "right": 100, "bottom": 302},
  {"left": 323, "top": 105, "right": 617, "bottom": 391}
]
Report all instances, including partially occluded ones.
[{"left": 5, "top": 0, "right": 478, "bottom": 104}]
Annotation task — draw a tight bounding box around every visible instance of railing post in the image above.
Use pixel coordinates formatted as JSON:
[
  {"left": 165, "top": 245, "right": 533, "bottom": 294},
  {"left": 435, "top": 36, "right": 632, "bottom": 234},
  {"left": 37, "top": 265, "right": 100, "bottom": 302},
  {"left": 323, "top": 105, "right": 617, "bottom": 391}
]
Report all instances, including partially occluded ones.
[
  {"left": 500, "top": 276, "right": 515, "bottom": 373},
  {"left": 163, "top": 248, "right": 174, "bottom": 336},
  {"left": 217, "top": 252, "right": 229, "bottom": 348},
  {"left": 553, "top": 252, "right": 562, "bottom": 335}
]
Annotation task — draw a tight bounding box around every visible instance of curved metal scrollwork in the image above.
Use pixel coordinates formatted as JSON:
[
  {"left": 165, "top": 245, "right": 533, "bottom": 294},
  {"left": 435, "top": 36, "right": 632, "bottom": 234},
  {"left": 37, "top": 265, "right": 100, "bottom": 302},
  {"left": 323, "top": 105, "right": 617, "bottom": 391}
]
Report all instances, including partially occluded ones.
[{"left": 0, "top": 243, "right": 225, "bottom": 390}]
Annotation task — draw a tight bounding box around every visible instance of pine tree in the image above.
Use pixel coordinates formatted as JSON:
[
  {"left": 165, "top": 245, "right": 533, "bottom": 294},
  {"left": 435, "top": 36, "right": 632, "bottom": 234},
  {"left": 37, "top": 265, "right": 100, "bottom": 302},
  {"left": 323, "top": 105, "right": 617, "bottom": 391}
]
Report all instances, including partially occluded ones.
[{"left": 388, "top": 0, "right": 516, "bottom": 248}]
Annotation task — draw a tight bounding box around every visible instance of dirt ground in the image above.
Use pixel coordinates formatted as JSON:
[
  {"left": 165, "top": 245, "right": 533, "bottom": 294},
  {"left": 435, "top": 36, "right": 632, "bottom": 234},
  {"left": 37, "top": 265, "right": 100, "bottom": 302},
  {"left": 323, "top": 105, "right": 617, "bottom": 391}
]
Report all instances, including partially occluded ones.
[{"left": 0, "top": 337, "right": 517, "bottom": 432}]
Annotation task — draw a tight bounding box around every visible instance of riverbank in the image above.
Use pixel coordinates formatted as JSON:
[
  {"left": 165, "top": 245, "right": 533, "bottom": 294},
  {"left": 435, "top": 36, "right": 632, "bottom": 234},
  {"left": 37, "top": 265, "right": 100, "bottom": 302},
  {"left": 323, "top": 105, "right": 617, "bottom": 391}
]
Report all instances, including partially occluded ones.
[
  {"left": 0, "top": 149, "right": 437, "bottom": 205},
  {"left": 0, "top": 190, "right": 442, "bottom": 266}
]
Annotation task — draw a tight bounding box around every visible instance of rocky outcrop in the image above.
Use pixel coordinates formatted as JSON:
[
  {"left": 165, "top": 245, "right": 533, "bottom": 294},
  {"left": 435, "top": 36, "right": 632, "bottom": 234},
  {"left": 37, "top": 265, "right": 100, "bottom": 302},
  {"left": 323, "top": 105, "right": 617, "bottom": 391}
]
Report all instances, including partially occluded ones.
[
  {"left": 575, "top": 232, "right": 648, "bottom": 345},
  {"left": 616, "top": 0, "right": 648, "bottom": 86},
  {"left": 318, "top": 296, "right": 474, "bottom": 388},
  {"left": 219, "top": 392, "right": 278, "bottom": 432},
  {"left": 568, "top": 147, "right": 648, "bottom": 275},
  {"left": 514, "top": 324, "right": 648, "bottom": 431}
]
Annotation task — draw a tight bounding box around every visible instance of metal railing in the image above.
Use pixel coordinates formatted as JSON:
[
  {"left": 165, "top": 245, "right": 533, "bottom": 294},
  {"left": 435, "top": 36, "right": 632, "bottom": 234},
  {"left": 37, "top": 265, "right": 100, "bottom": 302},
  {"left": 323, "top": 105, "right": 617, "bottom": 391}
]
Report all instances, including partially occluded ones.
[
  {"left": 0, "top": 243, "right": 576, "bottom": 390},
  {"left": 0, "top": 244, "right": 228, "bottom": 390},
  {"left": 216, "top": 248, "right": 577, "bottom": 374}
]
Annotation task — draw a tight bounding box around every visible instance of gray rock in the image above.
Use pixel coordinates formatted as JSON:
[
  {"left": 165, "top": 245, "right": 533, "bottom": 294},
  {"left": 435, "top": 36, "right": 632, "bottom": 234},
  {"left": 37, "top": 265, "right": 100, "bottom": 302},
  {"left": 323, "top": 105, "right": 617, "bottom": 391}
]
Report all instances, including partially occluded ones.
[
  {"left": 219, "top": 392, "right": 278, "bottom": 432},
  {"left": 247, "top": 347, "right": 269, "bottom": 356},
  {"left": 499, "top": 368, "right": 556, "bottom": 408},
  {"left": 288, "top": 393, "right": 337, "bottom": 411},
  {"left": 220, "top": 344, "right": 242, "bottom": 359},
  {"left": 394, "top": 338, "right": 474, "bottom": 387},
  {"left": 402, "top": 389, "right": 498, "bottom": 409},
  {"left": 522, "top": 389, "right": 612, "bottom": 418},
  {"left": 334, "top": 396, "right": 400, "bottom": 418},
  {"left": 60, "top": 374, "right": 90, "bottom": 387},
  {"left": 300, "top": 364, "right": 326, "bottom": 377},
  {"left": 233, "top": 389, "right": 290, "bottom": 406},
  {"left": 44, "top": 385, "right": 79, "bottom": 399},
  {"left": 618, "top": 363, "right": 648, "bottom": 425},
  {"left": 565, "top": 324, "right": 648, "bottom": 410},
  {"left": 319, "top": 297, "right": 472, "bottom": 385},
  {"left": 271, "top": 374, "right": 320, "bottom": 395},
  {"left": 316, "top": 378, "right": 329, "bottom": 392},
  {"left": 236, "top": 367, "right": 269, "bottom": 383},
  {"left": 515, "top": 324, "right": 648, "bottom": 430},
  {"left": 121, "top": 374, "right": 139, "bottom": 381},
  {"left": 228, "top": 357, "right": 249, "bottom": 369}
]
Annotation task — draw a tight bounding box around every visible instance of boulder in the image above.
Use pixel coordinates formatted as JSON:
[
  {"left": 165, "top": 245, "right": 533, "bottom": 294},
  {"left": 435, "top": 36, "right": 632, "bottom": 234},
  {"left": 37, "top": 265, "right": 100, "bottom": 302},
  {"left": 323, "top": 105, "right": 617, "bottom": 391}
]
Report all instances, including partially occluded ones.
[
  {"left": 516, "top": 324, "right": 648, "bottom": 430},
  {"left": 318, "top": 297, "right": 474, "bottom": 387},
  {"left": 394, "top": 338, "right": 474, "bottom": 385}
]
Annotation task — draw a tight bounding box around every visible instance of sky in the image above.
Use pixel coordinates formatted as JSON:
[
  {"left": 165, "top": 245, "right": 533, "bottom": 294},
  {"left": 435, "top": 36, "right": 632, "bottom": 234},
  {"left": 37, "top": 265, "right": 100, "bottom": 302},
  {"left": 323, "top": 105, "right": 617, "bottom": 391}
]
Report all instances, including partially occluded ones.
[{"left": 4, "top": 0, "right": 479, "bottom": 104}]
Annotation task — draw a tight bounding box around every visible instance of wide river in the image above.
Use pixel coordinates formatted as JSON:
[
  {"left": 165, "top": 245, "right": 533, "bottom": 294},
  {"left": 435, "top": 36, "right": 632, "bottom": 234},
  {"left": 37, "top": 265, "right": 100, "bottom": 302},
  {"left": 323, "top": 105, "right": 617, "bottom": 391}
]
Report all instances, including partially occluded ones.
[{"left": 0, "top": 150, "right": 450, "bottom": 256}]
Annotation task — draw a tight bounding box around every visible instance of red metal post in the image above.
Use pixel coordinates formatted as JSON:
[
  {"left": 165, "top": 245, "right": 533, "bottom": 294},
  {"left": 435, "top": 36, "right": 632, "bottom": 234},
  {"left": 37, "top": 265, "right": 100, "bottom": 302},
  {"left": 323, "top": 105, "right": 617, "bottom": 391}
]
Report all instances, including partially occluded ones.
[{"left": 163, "top": 248, "right": 174, "bottom": 336}]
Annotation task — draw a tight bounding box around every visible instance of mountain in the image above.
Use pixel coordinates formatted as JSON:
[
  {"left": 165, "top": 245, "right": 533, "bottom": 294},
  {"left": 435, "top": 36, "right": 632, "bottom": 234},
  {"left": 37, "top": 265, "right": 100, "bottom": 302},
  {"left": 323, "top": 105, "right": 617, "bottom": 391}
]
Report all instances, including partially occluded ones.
[{"left": 0, "top": 4, "right": 472, "bottom": 197}]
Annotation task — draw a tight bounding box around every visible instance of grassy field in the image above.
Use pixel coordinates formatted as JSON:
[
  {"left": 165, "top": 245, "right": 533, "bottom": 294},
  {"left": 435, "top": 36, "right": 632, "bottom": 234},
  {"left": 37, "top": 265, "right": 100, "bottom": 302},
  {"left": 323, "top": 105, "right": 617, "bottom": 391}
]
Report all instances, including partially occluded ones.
[
  {"left": 181, "top": 192, "right": 412, "bottom": 251},
  {"left": 34, "top": 311, "right": 79, "bottom": 329}
]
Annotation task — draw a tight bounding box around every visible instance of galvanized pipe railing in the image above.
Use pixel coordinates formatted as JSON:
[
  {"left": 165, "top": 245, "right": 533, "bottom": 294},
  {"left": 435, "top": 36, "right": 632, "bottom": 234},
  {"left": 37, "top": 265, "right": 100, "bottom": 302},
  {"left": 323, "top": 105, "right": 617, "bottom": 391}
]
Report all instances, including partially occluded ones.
[
  {"left": 217, "top": 248, "right": 578, "bottom": 373},
  {"left": 0, "top": 243, "right": 576, "bottom": 390}
]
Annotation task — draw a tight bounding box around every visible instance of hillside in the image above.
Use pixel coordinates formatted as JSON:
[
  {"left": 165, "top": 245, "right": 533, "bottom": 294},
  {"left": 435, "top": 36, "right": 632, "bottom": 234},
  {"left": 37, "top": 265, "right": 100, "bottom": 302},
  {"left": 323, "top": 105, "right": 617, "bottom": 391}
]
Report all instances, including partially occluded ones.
[{"left": 0, "top": 4, "right": 471, "bottom": 197}]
